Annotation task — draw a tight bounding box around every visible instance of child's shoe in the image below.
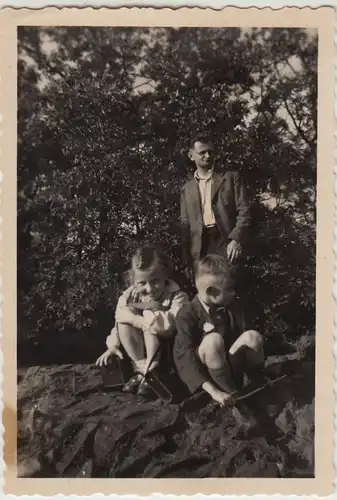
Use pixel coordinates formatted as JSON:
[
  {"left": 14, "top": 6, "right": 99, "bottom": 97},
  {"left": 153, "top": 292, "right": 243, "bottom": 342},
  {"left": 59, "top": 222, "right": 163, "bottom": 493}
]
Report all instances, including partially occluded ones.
[
  {"left": 137, "top": 379, "right": 154, "bottom": 398},
  {"left": 122, "top": 374, "right": 142, "bottom": 394}
]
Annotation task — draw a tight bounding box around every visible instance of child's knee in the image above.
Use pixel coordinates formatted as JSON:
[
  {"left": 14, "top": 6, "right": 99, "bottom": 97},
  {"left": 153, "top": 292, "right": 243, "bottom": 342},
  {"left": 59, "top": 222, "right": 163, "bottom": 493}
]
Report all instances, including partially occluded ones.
[
  {"left": 198, "top": 332, "right": 225, "bottom": 363},
  {"left": 118, "top": 323, "right": 140, "bottom": 337},
  {"left": 241, "top": 330, "right": 263, "bottom": 349}
]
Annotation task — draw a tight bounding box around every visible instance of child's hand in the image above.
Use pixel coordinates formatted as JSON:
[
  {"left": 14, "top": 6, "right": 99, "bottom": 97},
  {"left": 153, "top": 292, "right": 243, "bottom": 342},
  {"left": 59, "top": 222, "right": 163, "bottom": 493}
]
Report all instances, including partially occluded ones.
[
  {"left": 129, "top": 287, "right": 143, "bottom": 304},
  {"left": 95, "top": 347, "right": 123, "bottom": 366},
  {"left": 202, "top": 381, "right": 236, "bottom": 408},
  {"left": 212, "top": 389, "right": 235, "bottom": 408}
]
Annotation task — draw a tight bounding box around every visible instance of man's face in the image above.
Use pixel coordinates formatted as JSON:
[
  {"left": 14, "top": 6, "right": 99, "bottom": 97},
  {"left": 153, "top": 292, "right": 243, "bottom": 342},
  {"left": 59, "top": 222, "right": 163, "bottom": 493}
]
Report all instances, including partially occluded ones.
[
  {"left": 188, "top": 141, "right": 215, "bottom": 171},
  {"left": 196, "top": 273, "right": 235, "bottom": 307}
]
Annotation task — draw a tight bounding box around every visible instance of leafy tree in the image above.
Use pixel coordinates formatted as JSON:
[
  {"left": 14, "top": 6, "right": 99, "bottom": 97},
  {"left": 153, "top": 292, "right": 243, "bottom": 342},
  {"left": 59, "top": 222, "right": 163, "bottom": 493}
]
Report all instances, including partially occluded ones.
[{"left": 17, "top": 27, "right": 317, "bottom": 364}]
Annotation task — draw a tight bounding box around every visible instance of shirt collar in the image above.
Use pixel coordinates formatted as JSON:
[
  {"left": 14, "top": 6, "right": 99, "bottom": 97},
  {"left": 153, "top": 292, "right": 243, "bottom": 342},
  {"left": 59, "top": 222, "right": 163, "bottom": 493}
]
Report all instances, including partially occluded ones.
[
  {"left": 197, "top": 295, "right": 211, "bottom": 314},
  {"left": 197, "top": 295, "right": 231, "bottom": 315},
  {"left": 156, "top": 279, "right": 180, "bottom": 301},
  {"left": 194, "top": 167, "right": 214, "bottom": 181}
]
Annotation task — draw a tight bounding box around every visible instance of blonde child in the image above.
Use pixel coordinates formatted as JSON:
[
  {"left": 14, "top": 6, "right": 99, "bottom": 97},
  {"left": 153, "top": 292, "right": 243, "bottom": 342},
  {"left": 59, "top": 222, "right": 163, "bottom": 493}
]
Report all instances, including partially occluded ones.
[{"left": 96, "top": 247, "right": 188, "bottom": 397}]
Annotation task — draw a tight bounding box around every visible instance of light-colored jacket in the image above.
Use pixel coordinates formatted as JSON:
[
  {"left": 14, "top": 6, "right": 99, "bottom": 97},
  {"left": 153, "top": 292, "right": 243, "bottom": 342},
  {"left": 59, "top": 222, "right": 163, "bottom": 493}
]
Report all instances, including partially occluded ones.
[{"left": 106, "top": 280, "right": 189, "bottom": 350}]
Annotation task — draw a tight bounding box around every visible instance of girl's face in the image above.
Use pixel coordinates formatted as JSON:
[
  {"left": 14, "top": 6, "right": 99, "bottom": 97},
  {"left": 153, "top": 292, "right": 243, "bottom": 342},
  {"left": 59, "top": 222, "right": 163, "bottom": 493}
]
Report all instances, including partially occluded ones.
[
  {"left": 196, "top": 273, "right": 235, "bottom": 307},
  {"left": 133, "top": 268, "right": 167, "bottom": 300}
]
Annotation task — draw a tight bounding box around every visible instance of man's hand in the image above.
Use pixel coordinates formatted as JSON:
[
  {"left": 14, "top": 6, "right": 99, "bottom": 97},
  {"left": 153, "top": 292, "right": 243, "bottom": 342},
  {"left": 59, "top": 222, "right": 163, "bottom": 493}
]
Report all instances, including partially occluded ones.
[
  {"left": 227, "top": 240, "right": 242, "bottom": 263},
  {"left": 95, "top": 347, "right": 123, "bottom": 366}
]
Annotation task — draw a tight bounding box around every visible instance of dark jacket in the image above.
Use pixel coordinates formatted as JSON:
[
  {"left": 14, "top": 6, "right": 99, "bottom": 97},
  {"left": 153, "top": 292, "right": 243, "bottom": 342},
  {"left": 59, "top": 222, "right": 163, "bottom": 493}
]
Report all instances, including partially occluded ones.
[
  {"left": 173, "top": 295, "right": 248, "bottom": 394},
  {"left": 180, "top": 170, "right": 252, "bottom": 264}
]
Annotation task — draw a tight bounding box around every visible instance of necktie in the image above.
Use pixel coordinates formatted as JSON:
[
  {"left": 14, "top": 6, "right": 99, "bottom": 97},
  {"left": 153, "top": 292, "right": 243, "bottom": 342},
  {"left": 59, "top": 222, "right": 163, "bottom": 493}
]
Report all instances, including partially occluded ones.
[{"left": 209, "top": 306, "right": 231, "bottom": 334}]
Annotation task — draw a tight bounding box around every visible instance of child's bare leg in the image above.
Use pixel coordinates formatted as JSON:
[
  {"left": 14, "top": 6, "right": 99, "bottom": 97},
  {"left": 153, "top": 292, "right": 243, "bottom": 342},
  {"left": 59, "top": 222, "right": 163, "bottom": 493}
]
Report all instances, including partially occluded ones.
[
  {"left": 118, "top": 323, "right": 146, "bottom": 375},
  {"left": 198, "top": 332, "right": 237, "bottom": 394},
  {"left": 143, "top": 330, "right": 161, "bottom": 373},
  {"left": 137, "top": 331, "right": 162, "bottom": 398}
]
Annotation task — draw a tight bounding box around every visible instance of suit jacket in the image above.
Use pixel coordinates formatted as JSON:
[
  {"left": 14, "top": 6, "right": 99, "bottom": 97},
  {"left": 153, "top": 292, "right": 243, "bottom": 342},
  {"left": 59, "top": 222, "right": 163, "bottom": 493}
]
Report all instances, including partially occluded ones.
[
  {"left": 173, "top": 295, "right": 247, "bottom": 394},
  {"left": 180, "top": 170, "right": 252, "bottom": 264}
]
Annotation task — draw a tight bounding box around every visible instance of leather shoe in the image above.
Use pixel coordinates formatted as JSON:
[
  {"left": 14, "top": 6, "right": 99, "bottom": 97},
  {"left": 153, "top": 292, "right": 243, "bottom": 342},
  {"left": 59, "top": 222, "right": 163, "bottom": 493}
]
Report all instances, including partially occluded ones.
[
  {"left": 122, "top": 374, "right": 142, "bottom": 394},
  {"left": 137, "top": 379, "right": 154, "bottom": 398}
]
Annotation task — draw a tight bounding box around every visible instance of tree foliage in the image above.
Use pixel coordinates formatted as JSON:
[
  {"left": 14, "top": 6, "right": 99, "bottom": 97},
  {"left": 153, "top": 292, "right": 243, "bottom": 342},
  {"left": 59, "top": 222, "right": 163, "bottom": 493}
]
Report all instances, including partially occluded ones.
[{"left": 17, "top": 27, "right": 317, "bottom": 363}]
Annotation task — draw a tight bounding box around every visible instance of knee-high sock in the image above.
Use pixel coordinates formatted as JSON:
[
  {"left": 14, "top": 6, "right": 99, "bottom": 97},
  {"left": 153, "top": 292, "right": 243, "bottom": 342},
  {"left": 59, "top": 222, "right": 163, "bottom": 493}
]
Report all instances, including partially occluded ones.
[
  {"left": 132, "top": 358, "right": 147, "bottom": 375},
  {"left": 208, "top": 365, "right": 237, "bottom": 394}
]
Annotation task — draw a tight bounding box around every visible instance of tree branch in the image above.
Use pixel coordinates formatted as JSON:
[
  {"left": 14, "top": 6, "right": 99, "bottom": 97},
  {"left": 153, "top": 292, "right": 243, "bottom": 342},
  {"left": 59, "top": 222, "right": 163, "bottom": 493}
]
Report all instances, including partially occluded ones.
[
  {"left": 282, "top": 97, "right": 315, "bottom": 148},
  {"left": 132, "top": 79, "right": 156, "bottom": 91}
]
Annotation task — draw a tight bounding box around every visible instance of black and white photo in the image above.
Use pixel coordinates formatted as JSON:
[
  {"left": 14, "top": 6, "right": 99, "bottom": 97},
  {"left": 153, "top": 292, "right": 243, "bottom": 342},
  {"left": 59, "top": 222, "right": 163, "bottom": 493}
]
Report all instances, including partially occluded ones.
[{"left": 1, "top": 6, "right": 333, "bottom": 495}]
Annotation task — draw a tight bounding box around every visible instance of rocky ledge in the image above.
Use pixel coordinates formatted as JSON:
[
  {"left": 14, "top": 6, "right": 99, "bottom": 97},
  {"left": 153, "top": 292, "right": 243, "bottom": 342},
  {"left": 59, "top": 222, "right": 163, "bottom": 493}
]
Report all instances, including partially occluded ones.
[{"left": 17, "top": 338, "right": 315, "bottom": 479}]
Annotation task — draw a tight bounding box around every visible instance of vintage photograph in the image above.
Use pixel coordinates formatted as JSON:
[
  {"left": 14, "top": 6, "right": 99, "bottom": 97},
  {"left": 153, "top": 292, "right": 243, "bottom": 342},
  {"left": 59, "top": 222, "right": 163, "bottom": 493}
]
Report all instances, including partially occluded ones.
[{"left": 15, "top": 23, "right": 321, "bottom": 480}]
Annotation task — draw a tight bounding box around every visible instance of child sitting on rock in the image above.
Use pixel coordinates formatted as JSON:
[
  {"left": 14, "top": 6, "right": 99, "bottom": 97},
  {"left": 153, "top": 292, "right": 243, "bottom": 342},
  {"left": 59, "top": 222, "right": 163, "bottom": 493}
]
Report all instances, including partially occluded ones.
[
  {"left": 96, "top": 247, "right": 189, "bottom": 397},
  {"left": 173, "top": 254, "right": 266, "bottom": 407}
]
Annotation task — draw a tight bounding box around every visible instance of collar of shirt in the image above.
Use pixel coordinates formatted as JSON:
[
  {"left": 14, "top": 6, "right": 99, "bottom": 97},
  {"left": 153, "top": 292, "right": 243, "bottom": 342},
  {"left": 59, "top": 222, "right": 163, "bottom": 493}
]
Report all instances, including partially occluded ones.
[
  {"left": 197, "top": 295, "right": 229, "bottom": 316},
  {"left": 194, "top": 167, "right": 214, "bottom": 182},
  {"left": 197, "top": 295, "right": 211, "bottom": 314}
]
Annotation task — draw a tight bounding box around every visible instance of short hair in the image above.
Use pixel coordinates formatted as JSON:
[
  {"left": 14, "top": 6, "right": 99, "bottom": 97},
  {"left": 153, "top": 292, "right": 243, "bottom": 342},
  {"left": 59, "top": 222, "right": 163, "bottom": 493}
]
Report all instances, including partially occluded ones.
[
  {"left": 195, "top": 254, "right": 232, "bottom": 282},
  {"left": 189, "top": 133, "right": 214, "bottom": 150},
  {"left": 131, "top": 246, "right": 170, "bottom": 276}
]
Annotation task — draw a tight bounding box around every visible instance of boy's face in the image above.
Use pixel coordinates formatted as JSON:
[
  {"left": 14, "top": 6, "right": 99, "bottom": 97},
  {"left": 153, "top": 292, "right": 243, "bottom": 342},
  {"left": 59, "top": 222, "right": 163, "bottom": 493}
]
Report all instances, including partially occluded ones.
[
  {"left": 196, "top": 273, "right": 235, "bottom": 307},
  {"left": 188, "top": 141, "right": 215, "bottom": 171},
  {"left": 134, "top": 268, "right": 166, "bottom": 300}
]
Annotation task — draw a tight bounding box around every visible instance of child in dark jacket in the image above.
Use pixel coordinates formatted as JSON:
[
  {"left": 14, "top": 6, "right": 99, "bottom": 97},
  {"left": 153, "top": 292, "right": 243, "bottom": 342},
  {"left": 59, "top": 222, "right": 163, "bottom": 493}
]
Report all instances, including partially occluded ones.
[{"left": 173, "top": 254, "right": 265, "bottom": 407}]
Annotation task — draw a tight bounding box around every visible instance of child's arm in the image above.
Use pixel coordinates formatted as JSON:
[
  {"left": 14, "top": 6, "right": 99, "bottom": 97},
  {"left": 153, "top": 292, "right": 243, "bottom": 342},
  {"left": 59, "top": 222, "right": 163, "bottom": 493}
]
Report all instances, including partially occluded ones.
[
  {"left": 144, "top": 290, "right": 189, "bottom": 338},
  {"left": 114, "top": 290, "right": 146, "bottom": 330},
  {"left": 96, "top": 290, "right": 141, "bottom": 367},
  {"left": 105, "top": 326, "right": 121, "bottom": 351},
  {"left": 201, "top": 381, "right": 234, "bottom": 407},
  {"left": 95, "top": 326, "right": 123, "bottom": 366},
  {"left": 173, "top": 303, "right": 210, "bottom": 394}
]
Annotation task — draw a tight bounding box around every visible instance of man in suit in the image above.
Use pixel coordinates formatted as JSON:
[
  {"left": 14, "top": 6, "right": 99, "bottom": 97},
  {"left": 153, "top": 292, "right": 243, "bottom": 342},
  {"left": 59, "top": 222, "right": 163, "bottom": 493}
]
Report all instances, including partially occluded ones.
[{"left": 180, "top": 133, "right": 252, "bottom": 274}]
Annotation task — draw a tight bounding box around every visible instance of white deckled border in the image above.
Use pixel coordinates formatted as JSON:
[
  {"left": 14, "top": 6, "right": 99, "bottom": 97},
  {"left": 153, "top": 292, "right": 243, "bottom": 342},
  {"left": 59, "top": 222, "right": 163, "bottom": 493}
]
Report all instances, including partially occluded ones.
[
  {"left": 0, "top": 4, "right": 335, "bottom": 498},
  {"left": 333, "top": 4, "right": 337, "bottom": 495},
  {"left": 0, "top": 4, "right": 4, "bottom": 495},
  {"left": 0, "top": 0, "right": 336, "bottom": 8}
]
